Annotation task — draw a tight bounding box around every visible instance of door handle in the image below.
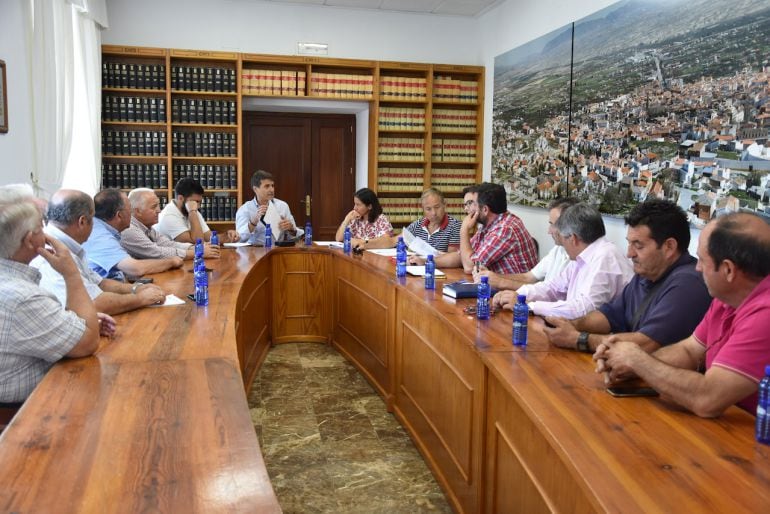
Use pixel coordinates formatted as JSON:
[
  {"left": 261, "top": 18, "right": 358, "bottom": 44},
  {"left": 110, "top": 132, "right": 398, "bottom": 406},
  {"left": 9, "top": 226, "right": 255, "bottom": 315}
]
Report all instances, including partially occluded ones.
[{"left": 305, "top": 194, "right": 311, "bottom": 217}]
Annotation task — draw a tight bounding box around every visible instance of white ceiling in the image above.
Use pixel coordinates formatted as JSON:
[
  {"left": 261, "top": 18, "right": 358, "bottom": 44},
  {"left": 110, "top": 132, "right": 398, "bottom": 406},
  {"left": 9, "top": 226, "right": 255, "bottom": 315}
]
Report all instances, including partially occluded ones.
[{"left": 257, "top": 0, "right": 505, "bottom": 17}]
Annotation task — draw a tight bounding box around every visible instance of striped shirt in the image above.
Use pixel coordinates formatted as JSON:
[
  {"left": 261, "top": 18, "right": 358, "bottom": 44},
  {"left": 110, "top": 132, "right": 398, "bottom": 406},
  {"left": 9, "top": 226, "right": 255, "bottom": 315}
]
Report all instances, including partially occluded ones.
[
  {"left": 121, "top": 216, "right": 191, "bottom": 259},
  {"left": 0, "top": 258, "right": 85, "bottom": 402},
  {"left": 404, "top": 214, "right": 461, "bottom": 253}
]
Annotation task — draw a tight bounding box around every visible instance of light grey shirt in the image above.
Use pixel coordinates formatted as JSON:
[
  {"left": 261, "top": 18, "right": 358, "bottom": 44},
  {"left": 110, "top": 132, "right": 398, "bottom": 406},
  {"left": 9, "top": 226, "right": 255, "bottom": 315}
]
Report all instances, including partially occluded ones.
[
  {"left": 121, "top": 216, "right": 191, "bottom": 259},
  {"left": 235, "top": 198, "right": 302, "bottom": 245}
]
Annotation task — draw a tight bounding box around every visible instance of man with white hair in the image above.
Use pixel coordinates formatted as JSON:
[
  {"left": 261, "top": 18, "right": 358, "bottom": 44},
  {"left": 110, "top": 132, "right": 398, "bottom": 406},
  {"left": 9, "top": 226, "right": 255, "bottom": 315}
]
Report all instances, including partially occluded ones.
[
  {"left": 121, "top": 188, "right": 220, "bottom": 260},
  {"left": 0, "top": 186, "right": 101, "bottom": 403}
]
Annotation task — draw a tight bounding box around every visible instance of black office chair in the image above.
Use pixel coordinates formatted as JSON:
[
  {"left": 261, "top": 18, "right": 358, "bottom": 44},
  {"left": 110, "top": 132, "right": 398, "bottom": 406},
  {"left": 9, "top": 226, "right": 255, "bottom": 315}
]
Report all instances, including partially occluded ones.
[{"left": 0, "top": 402, "right": 22, "bottom": 433}]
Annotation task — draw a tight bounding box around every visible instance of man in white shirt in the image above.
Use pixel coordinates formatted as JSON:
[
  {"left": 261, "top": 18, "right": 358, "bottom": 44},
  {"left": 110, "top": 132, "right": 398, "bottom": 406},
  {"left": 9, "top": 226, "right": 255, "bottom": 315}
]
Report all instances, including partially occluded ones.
[
  {"left": 156, "top": 178, "right": 238, "bottom": 244},
  {"left": 494, "top": 203, "right": 633, "bottom": 319},
  {"left": 474, "top": 197, "right": 578, "bottom": 289},
  {"left": 236, "top": 170, "right": 303, "bottom": 245}
]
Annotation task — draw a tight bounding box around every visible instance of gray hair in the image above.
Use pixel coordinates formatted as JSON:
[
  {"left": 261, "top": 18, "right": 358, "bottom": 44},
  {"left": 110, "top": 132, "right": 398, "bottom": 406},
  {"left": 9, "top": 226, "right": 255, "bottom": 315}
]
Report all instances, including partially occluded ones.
[
  {"left": 128, "top": 188, "right": 155, "bottom": 209},
  {"left": 421, "top": 187, "right": 445, "bottom": 203},
  {"left": 47, "top": 190, "right": 94, "bottom": 227},
  {"left": 0, "top": 187, "right": 41, "bottom": 259},
  {"left": 555, "top": 203, "right": 606, "bottom": 244}
]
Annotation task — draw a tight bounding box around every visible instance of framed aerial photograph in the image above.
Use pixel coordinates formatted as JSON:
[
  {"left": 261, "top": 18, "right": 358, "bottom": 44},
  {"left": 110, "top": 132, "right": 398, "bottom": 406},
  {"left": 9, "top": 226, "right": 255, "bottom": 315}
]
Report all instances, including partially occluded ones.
[{"left": 0, "top": 60, "right": 7, "bottom": 133}]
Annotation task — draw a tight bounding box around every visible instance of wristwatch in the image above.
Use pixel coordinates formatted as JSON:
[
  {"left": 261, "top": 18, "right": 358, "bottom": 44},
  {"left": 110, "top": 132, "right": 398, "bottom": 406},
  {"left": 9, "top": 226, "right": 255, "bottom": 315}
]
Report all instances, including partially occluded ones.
[
  {"left": 131, "top": 282, "right": 143, "bottom": 294},
  {"left": 576, "top": 332, "right": 591, "bottom": 353}
]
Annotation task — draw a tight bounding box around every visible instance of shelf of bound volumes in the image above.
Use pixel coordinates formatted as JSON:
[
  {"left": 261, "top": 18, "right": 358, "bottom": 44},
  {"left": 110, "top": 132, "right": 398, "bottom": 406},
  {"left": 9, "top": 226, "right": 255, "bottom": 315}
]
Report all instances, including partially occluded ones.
[
  {"left": 431, "top": 138, "right": 478, "bottom": 164},
  {"left": 432, "top": 75, "right": 479, "bottom": 104},
  {"left": 378, "top": 137, "right": 426, "bottom": 162},
  {"left": 380, "top": 197, "right": 423, "bottom": 225},
  {"left": 432, "top": 108, "right": 477, "bottom": 134},
  {"left": 431, "top": 168, "right": 477, "bottom": 193},
  {"left": 378, "top": 106, "right": 426, "bottom": 132},
  {"left": 377, "top": 167, "right": 425, "bottom": 193}
]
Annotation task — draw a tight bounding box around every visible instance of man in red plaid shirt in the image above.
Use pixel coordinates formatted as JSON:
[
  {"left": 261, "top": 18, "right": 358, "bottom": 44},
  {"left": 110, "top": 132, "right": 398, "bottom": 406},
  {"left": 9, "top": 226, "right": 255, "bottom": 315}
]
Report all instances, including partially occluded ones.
[{"left": 459, "top": 183, "right": 538, "bottom": 275}]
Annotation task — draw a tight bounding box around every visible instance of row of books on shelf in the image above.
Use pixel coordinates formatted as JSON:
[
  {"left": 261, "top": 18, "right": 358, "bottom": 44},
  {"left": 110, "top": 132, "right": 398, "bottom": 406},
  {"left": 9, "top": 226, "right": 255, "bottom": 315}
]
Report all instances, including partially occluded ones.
[
  {"left": 309, "top": 72, "right": 374, "bottom": 98},
  {"left": 198, "top": 196, "right": 237, "bottom": 222},
  {"left": 171, "top": 98, "right": 236, "bottom": 125},
  {"left": 173, "top": 164, "right": 237, "bottom": 190},
  {"left": 103, "top": 96, "right": 166, "bottom": 124},
  {"left": 103, "top": 62, "right": 166, "bottom": 90},
  {"left": 102, "top": 130, "right": 167, "bottom": 157},
  {"left": 431, "top": 169, "right": 477, "bottom": 193},
  {"left": 378, "top": 107, "right": 426, "bottom": 132},
  {"left": 432, "top": 138, "right": 477, "bottom": 163},
  {"left": 433, "top": 76, "right": 479, "bottom": 104},
  {"left": 432, "top": 108, "right": 477, "bottom": 133},
  {"left": 378, "top": 137, "right": 425, "bottom": 162},
  {"left": 102, "top": 163, "right": 168, "bottom": 190},
  {"left": 380, "top": 76, "right": 428, "bottom": 100},
  {"left": 241, "top": 69, "right": 307, "bottom": 96},
  {"left": 377, "top": 167, "right": 425, "bottom": 193},
  {"left": 172, "top": 131, "right": 237, "bottom": 158},
  {"left": 171, "top": 66, "right": 237, "bottom": 93}
]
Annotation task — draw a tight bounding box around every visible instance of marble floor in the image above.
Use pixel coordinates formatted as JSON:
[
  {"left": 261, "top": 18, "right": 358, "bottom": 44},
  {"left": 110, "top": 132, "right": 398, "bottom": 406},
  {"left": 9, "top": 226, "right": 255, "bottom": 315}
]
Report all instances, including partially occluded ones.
[{"left": 248, "top": 342, "right": 452, "bottom": 514}]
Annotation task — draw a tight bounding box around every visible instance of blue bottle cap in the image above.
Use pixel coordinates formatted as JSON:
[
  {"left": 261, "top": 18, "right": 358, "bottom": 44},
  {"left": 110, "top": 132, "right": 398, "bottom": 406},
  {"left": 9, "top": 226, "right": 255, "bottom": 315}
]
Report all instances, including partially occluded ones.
[
  {"left": 765, "top": 364, "right": 770, "bottom": 376},
  {"left": 517, "top": 294, "right": 527, "bottom": 303},
  {"left": 427, "top": 254, "right": 434, "bottom": 262},
  {"left": 481, "top": 276, "right": 488, "bottom": 283}
]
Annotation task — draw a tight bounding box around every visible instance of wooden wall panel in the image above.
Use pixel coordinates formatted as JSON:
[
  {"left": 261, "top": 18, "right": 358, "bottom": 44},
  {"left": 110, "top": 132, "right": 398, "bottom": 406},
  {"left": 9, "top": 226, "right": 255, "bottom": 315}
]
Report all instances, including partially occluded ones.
[
  {"left": 272, "top": 251, "right": 330, "bottom": 344},
  {"left": 332, "top": 258, "right": 395, "bottom": 400},
  {"left": 394, "top": 290, "right": 485, "bottom": 514},
  {"left": 236, "top": 257, "right": 271, "bottom": 388},
  {"left": 484, "top": 369, "right": 596, "bottom": 514}
]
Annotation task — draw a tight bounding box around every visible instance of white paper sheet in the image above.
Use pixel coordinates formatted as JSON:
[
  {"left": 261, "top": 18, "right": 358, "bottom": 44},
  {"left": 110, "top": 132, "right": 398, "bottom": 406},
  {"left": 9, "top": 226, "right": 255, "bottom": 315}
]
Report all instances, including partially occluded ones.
[
  {"left": 148, "top": 294, "right": 186, "bottom": 307},
  {"left": 406, "top": 265, "right": 446, "bottom": 277},
  {"left": 222, "top": 242, "right": 252, "bottom": 248},
  {"left": 401, "top": 229, "right": 438, "bottom": 256}
]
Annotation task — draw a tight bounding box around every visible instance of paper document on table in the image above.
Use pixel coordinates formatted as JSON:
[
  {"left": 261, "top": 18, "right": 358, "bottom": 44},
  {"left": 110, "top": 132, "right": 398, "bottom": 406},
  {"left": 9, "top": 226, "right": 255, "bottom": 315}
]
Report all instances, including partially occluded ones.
[
  {"left": 406, "top": 266, "right": 446, "bottom": 277},
  {"left": 366, "top": 248, "right": 415, "bottom": 257},
  {"left": 314, "top": 241, "right": 344, "bottom": 248},
  {"left": 223, "top": 242, "right": 251, "bottom": 248},
  {"left": 401, "top": 229, "right": 437, "bottom": 256},
  {"left": 262, "top": 200, "right": 284, "bottom": 238},
  {"left": 148, "top": 294, "right": 186, "bottom": 307}
]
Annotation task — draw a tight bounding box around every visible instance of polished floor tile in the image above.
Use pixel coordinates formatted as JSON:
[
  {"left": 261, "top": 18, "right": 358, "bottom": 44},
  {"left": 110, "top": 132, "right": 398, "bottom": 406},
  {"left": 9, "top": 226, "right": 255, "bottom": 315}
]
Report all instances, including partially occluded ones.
[{"left": 249, "top": 342, "right": 452, "bottom": 514}]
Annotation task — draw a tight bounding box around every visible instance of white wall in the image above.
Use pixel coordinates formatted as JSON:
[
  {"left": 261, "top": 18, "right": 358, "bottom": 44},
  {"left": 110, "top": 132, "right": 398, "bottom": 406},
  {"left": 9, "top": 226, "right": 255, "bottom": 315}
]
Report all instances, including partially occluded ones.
[
  {"left": 0, "top": 0, "right": 35, "bottom": 186},
  {"left": 477, "top": 0, "right": 701, "bottom": 257},
  {"left": 103, "top": 0, "right": 482, "bottom": 64}
]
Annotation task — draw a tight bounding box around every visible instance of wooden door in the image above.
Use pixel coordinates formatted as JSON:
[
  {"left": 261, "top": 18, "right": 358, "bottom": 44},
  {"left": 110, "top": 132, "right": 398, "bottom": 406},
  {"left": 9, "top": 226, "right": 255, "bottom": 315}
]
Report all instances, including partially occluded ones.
[{"left": 242, "top": 112, "right": 354, "bottom": 240}]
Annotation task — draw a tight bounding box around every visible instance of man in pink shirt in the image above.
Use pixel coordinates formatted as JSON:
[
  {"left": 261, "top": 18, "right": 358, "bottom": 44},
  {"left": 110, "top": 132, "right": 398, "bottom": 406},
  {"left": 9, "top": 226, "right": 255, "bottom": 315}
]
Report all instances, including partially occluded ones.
[{"left": 595, "top": 212, "right": 770, "bottom": 416}]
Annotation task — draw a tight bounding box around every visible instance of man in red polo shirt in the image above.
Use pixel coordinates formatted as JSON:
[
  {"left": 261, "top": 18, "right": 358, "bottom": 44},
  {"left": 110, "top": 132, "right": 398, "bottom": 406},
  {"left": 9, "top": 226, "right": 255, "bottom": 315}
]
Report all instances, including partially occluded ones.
[{"left": 595, "top": 212, "right": 770, "bottom": 416}]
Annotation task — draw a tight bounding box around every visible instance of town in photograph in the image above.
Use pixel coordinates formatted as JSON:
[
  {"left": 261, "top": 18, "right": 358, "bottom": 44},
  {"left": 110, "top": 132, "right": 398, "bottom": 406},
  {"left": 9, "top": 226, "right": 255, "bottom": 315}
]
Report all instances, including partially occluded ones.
[{"left": 493, "top": 0, "right": 770, "bottom": 226}]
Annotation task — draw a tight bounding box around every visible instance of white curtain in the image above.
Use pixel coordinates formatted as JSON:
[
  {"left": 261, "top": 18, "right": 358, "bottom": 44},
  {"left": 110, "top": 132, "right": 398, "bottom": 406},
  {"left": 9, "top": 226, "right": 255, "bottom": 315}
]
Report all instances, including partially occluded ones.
[{"left": 27, "top": 0, "right": 108, "bottom": 197}]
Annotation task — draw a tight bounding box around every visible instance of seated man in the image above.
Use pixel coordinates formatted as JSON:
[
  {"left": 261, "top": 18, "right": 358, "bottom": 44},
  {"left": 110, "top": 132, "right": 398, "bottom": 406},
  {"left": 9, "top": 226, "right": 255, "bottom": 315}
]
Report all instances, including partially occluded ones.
[
  {"left": 595, "top": 213, "right": 770, "bottom": 417},
  {"left": 545, "top": 199, "right": 711, "bottom": 354},
  {"left": 83, "top": 189, "right": 184, "bottom": 281},
  {"left": 403, "top": 188, "right": 461, "bottom": 268},
  {"left": 445, "top": 183, "right": 537, "bottom": 274},
  {"left": 122, "top": 188, "right": 220, "bottom": 261},
  {"left": 33, "top": 189, "right": 168, "bottom": 315},
  {"left": 495, "top": 203, "right": 633, "bottom": 319},
  {"left": 236, "top": 170, "right": 302, "bottom": 245},
  {"left": 157, "top": 178, "right": 238, "bottom": 244},
  {"left": 474, "top": 197, "right": 578, "bottom": 289},
  {"left": 0, "top": 187, "right": 100, "bottom": 404}
]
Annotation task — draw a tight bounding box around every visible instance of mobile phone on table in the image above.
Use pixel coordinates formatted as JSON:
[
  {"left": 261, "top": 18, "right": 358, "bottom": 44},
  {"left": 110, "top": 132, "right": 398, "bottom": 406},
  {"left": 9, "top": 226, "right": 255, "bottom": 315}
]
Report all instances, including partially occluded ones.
[
  {"left": 134, "top": 278, "right": 154, "bottom": 284},
  {"left": 606, "top": 386, "right": 659, "bottom": 398}
]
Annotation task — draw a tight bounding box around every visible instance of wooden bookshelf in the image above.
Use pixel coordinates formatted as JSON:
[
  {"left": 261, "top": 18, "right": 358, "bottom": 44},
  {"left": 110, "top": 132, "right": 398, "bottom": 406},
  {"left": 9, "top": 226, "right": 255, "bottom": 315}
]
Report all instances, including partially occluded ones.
[{"left": 102, "top": 46, "right": 484, "bottom": 228}]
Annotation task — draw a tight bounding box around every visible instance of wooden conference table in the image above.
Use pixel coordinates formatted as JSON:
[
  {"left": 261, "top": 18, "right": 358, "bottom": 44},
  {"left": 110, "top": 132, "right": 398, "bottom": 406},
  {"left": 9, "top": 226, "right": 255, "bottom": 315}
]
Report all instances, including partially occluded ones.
[{"left": 0, "top": 245, "right": 768, "bottom": 513}]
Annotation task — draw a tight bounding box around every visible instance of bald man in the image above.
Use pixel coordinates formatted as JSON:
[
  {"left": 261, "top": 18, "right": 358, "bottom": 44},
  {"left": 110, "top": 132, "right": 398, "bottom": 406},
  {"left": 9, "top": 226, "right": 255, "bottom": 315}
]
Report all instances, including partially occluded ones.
[
  {"left": 32, "top": 189, "right": 168, "bottom": 315},
  {"left": 121, "top": 188, "right": 219, "bottom": 261},
  {"left": 595, "top": 213, "right": 770, "bottom": 417}
]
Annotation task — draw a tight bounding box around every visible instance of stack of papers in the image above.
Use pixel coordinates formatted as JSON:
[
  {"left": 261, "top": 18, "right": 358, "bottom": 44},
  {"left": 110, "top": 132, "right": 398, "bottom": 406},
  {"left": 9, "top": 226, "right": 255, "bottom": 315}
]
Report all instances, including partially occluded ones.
[{"left": 406, "top": 265, "right": 446, "bottom": 277}]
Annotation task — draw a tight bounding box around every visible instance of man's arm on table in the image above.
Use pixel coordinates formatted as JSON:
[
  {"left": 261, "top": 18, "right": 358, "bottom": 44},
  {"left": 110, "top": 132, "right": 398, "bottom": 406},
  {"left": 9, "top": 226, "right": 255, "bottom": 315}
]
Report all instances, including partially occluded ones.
[{"left": 117, "top": 255, "right": 183, "bottom": 278}]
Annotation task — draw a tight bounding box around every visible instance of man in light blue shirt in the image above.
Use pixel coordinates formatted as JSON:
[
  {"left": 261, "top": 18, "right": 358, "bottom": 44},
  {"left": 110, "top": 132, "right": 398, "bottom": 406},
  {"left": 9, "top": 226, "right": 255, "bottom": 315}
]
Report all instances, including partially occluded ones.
[
  {"left": 83, "top": 189, "right": 183, "bottom": 281},
  {"left": 236, "top": 170, "right": 302, "bottom": 245}
]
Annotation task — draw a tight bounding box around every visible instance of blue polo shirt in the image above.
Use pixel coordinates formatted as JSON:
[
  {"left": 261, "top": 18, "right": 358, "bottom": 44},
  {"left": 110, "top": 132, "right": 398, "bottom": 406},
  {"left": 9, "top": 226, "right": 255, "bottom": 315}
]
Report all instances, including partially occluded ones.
[
  {"left": 82, "top": 218, "right": 129, "bottom": 281},
  {"left": 598, "top": 252, "right": 711, "bottom": 346}
]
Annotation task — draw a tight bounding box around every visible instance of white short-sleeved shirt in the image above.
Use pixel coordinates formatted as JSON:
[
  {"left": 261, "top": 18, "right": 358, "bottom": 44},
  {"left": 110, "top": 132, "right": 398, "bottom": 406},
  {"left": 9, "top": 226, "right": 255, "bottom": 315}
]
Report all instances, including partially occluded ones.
[
  {"left": 156, "top": 201, "right": 210, "bottom": 241},
  {"left": 529, "top": 245, "right": 570, "bottom": 284}
]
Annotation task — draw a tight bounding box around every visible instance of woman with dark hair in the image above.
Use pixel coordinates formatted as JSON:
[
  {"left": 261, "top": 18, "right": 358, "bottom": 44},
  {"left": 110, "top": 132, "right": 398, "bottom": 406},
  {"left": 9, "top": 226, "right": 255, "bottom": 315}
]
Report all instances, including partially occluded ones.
[{"left": 335, "top": 188, "right": 394, "bottom": 249}]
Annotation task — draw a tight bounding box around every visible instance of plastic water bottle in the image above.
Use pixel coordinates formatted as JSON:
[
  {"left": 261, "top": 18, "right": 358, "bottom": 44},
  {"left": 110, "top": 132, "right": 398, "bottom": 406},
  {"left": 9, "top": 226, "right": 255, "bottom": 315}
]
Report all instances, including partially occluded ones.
[
  {"left": 756, "top": 365, "right": 770, "bottom": 444},
  {"left": 210, "top": 230, "right": 219, "bottom": 247},
  {"left": 513, "top": 294, "right": 528, "bottom": 346},
  {"left": 194, "top": 258, "right": 209, "bottom": 306},
  {"left": 424, "top": 254, "right": 435, "bottom": 290},
  {"left": 343, "top": 226, "right": 352, "bottom": 254},
  {"left": 396, "top": 237, "right": 407, "bottom": 278},
  {"left": 476, "top": 276, "right": 490, "bottom": 320},
  {"left": 194, "top": 238, "right": 204, "bottom": 271},
  {"left": 305, "top": 221, "right": 313, "bottom": 246},
  {"left": 264, "top": 223, "right": 273, "bottom": 249}
]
